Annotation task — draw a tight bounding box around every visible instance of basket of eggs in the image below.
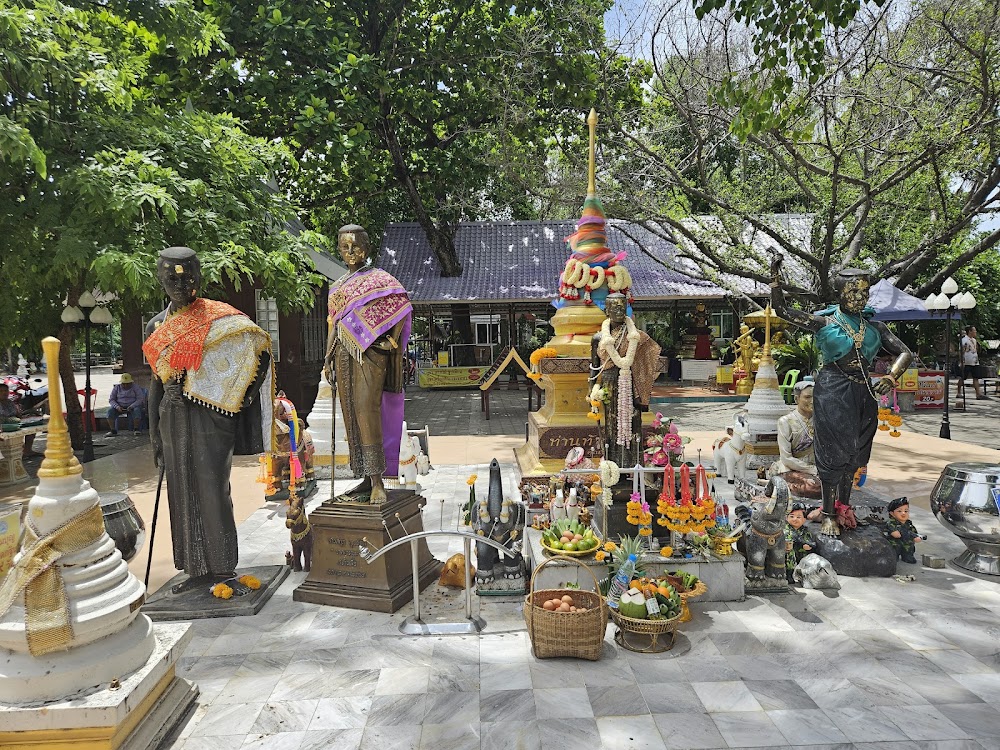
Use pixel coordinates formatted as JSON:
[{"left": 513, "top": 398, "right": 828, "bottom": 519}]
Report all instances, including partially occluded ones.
[{"left": 524, "top": 556, "right": 608, "bottom": 660}]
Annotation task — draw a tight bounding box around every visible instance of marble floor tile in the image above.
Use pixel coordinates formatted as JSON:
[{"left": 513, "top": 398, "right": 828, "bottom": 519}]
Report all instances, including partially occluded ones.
[
  {"left": 307, "top": 696, "right": 372, "bottom": 730},
  {"left": 856, "top": 742, "right": 983, "bottom": 750},
  {"left": 709, "top": 631, "right": 769, "bottom": 656},
  {"left": 536, "top": 717, "right": 601, "bottom": 747},
  {"left": 214, "top": 676, "right": 280, "bottom": 705},
  {"left": 626, "top": 656, "right": 686, "bottom": 685},
  {"left": 234, "top": 651, "right": 295, "bottom": 679},
  {"left": 313, "top": 668, "right": 380, "bottom": 697},
  {"left": 768, "top": 707, "right": 850, "bottom": 745},
  {"left": 240, "top": 732, "right": 306, "bottom": 750},
  {"left": 480, "top": 662, "right": 531, "bottom": 692},
  {"left": 417, "top": 721, "right": 480, "bottom": 750},
  {"left": 845, "top": 628, "right": 912, "bottom": 653},
  {"left": 797, "top": 678, "right": 877, "bottom": 710},
  {"left": 179, "top": 654, "right": 248, "bottom": 682},
  {"left": 299, "top": 728, "right": 363, "bottom": 750},
  {"left": 374, "top": 666, "right": 431, "bottom": 695},
  {"left": 850, "top": 676, "right": 932, "bottom": 706},
  {"left": 587, "top": 683, "right": 649, "bottom": 717},
  {"left": 692, "top": 680, "right": 763, "bottom": 712},
  {"left": 876, "top": 649, "right": 949, "bottom": 678},
  {"left": 190, "top": 703, "right": 266, "bottom": 738},
  {"left": 733, "top": 606, "right": 797, "bottom": 633},
  {"left": 889, "top": 627, "right": 960, "bottom": 651},
  {"left": 192, "top": 677, "right": 231, "bottom": 705},
  {"left": 638, "top": 682, "right": 706, "bottom": 714},
  {"left": 726, "top": 655, "right": 792, "bottom": 681},
  {"left": 830, "top": 652, "right": 899, "bottom": 681},
  {"left": 908, "top": 674, "right": 987, "bottom": 705},
  {"left": 742, "top": 679, "right": 819, "bottom": 710},
  {"left": 877, "top": 704, "right": 972, "bottom": 741},
  {"left": 249, "top": 700, "right": 318, "bottom": 734},
  {"left": 204, "top": 633, "right": 263, "bottom": 657},
  {"left": 822, "top": 705, "right": 910, "bottom": 743},
  {"left": 365, "top": 694, "right": 427, "bottom": 727},
  {"left": 283, "top": 648, "right": 343, "bottom": 675},
  {"left": 480, "top": 688, "right": 536, "bottom": 723},
  {"left": 951, "top": 672, "right": 1000, "bottom": 701},
  {"left": 427, "top": 665, "right": 479, "bottom": 693},
  {"left": 937, "top": 702, "right": 1000, "bottom": 740},
  {"left": 270, "top": 674, "right": 334, "bottom": 702},
  {"left": 770, "top": 653, "right": 841, "bottom": 680},
  {"left": 922, "top": 648, "right": 996, "bottom": 675},
  {"left": 479, "top": 721, "right": 542, "bottom": 750},
  {"left": 676, "top": 654, "right": 740, "bottom": 682},
  {"left": 653, "top": 711, "right": 726, "bottom": 749},
  {"left": 174, "top": 736, "right": 246, "bottom": 750},
  {"left": 360, "top": 724, "right": 422, "bottom": 750},
  {"left": 478, "top": 632, "right": 530, "bottom": 664},
  {"left": 533, "top": 687, "right": 595, "bottom": 719},
  {"left": 711, "top": 710, "right": 788, "bottom": 748},
  {"left": 431, "top": 638, "right": 481, "bottom": 666},
  {"left": 423, "top": 691, "right": 480, "bottom": 724},
  {"left": 596, "top": 715, "right": 667, "bottom": 750}
]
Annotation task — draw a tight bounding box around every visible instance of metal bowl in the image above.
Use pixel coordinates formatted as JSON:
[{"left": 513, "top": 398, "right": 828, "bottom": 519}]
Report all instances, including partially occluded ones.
[{"left": 929, "top": 462, "right": 1000, "bottom": 575}]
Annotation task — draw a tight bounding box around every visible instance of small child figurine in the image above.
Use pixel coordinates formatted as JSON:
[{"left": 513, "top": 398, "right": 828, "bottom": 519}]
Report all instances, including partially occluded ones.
[
  {"left": 784, "top": 503, "right": 815, "bottom": 582},
  {"left": 885, "top": 497, "right": 925, "bottom": 564}
]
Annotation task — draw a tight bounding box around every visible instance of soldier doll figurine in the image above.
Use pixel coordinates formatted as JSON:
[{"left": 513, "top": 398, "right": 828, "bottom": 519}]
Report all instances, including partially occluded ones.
[
  {"left": 884, "top": 497, "right": 925, "bottom": 564},
  {"left": 784, "top": 503, "right": 815, "bottom": 582}
]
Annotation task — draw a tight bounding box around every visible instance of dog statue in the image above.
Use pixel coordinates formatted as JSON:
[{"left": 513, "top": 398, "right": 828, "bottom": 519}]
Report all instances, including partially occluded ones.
[
  {"left": 713, "top": 412, "right": 749, "bottom": 483},
  {"left": 285, "top": 493, "right": 313, "bottom": 572},
  {"left": 793, "top": 553, "right": 841, "bottom": 590}
]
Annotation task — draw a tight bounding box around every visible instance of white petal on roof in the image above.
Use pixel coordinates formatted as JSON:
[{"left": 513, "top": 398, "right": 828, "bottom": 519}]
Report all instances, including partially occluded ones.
[{"left": 543, "top": 227, "right": 555, "bottom": 241}]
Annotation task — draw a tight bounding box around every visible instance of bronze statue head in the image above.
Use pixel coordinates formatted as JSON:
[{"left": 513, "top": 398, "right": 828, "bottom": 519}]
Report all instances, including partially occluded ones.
[
  {"left": 834, "top": 269, "right": 870, "bottom": 315},
  {"left": 605, "top": 293, "right": 627, "bottom": 325},
  {"left": 157, "top": 247, "right": 201, "bottom": 308},
  {"left": 338, "top": 224, "right": 371, "bottom": 272}
]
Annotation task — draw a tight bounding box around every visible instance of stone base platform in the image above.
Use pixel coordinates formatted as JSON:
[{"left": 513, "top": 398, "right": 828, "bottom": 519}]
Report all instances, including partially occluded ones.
[
  {"left": 524, "top": 528, "right": 744, "bottom": 602},
  {"left": 0, "top": 623, "right": 196, "bottom": 750},
  {"left": 143, "top": 565, "right": 290, "bottom": 621}
]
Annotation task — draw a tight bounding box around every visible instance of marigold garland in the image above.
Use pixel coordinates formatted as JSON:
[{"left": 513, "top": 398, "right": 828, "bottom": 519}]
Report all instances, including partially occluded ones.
[
  {"left": 528, "top": 347, "right": 558, "bottom": 381},
  {"left": 211, "top": 583, "right": 234, "bottom": 600},
  {"left": 239, "top": 575, "right": 261, "bottom": 591}
]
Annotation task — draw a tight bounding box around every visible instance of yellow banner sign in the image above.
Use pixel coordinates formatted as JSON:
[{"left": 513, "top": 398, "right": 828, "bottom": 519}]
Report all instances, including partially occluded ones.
[
  {"left": 419, "top": 367, "right": 485, "bottom": 389},
  {"left": 899, "top": 367, "right": 919, "bottom": 392}
]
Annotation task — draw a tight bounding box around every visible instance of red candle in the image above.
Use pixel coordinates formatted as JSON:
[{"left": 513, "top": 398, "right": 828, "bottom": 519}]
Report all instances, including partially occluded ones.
[
  {"left": 680, "top": 464, "right": 691, "bottom": 505},
  {"left": 664, "top": 464, "right": 675, "bottom": 502}
]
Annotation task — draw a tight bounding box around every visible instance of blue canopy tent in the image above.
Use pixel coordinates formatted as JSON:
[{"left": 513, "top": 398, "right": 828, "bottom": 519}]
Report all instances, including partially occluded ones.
[{"left": 868, "top": 279, "right": 961, "bottom": 322}]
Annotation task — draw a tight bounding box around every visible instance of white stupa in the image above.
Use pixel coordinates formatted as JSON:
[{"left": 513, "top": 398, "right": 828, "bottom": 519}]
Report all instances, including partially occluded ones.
[
  {"left": 0, "top": 338, "right": 154, "bottom": 703},
  {"left": 740, "top": 306, "right": 791, "bottom": 478},
  {"left": 310, "top": 372, "right": 351, "bottom": 479}
]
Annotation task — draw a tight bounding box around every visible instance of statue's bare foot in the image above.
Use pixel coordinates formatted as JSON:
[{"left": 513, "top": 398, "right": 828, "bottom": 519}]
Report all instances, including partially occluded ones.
[
  {"left": 369, "top": 481, "right": 387, "bottom": 505},
  {"left": 477, "top": 574, "right": 495, "bottom": 585},
  {"left": 171, "top": 573, "right": 213, "bottom": 595},
  {"left": 333, "top": 476, "right": 372, "bottom": 502},
  {"left": 820, "top": 515, "right": 841, "bottom": 537}
]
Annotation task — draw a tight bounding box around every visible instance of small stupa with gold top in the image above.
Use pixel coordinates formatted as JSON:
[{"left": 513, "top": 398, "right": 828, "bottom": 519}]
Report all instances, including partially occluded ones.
[{"left": 548, "top": 109, "right": 634, "bottom": 356}]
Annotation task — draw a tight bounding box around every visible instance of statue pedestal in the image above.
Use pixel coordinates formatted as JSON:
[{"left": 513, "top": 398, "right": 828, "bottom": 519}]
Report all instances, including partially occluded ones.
[
  {"left": 515, "top": 357, "right": 602, "bottom": 477},
  {"left": 293, "top": 490, "right": 441, "bottom": 613}
]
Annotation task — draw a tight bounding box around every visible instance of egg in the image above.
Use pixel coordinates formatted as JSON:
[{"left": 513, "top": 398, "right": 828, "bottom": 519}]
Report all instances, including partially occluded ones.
[
  {"left": 561, "top": 595, "right": 574, "bottom": 604},
  {"left": 572, "top": 534, "right": 583, "bottom": 541},
  {"left": 542, "top": 599, "right": 556, "bottom": 611},
  {"left": 557, "top": 602, "right": 571, "bottom": 612}
]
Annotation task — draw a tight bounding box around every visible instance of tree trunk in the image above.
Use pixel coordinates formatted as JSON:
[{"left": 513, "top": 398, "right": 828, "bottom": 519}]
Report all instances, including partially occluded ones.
[
  {"left": 450, "top": 304, "right": 475, "bottom": 366},
  {"left": 58, "top": 324, "right": 84, "bottom": 451}
]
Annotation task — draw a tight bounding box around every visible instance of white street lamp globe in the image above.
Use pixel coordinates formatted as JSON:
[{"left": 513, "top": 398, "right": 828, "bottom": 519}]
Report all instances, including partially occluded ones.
[
  {"left": 60, "top": 306, "right": 84, "bottom": 323},
  {"left": 90, "top": 306, "right": 114, "bottom": 325},
  {"left": 957, "top": 292, "right": 977, "bottom": 310},
  {"left": 924, "top": 294, "right": 937, "bottom": 311},
  {"left": 933, "top": 293, "right": 951, "bottom": 311},
  {"left": 77, "top": 290, "right": 97, "bottom": 309},
  {"left": 941, "top": 277, "right": 959, "bottom": 295}
]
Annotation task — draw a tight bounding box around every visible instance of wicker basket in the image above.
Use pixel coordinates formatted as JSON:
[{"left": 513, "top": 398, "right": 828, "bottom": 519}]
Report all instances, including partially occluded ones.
[
  {"left": 610, "top": 608, "right": 682, "bottom": 653},
  {"left": 524, "top": 556, "right": 608, "bottom": 660}
]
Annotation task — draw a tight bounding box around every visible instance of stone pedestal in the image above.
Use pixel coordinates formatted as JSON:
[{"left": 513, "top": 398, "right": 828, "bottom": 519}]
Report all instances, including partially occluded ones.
[
  {"left": 294, "top": 490, "right": 441, "bottom": 613},
  {"left": 309, "top": 373, "right": 351, "bottom": 479},
  {"left": 0, "top": 623, "right": 196, "bottom": 750}
]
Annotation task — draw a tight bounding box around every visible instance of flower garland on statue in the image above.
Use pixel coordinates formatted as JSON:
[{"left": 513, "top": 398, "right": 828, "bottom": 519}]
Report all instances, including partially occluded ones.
[
  {"left": 594, "top": 315, "right": 641, "bottom": 447},
  {"left": 559, "top": 260, "right": 632, "bottom": 304},
  {"left": 211, "top": 574, "right": 262, "bottom": 600},
  {"left": 656, "top": 463, "right": 716, "bottom": 534},
  {"left": 877, "top": 389, "right": 904, "bottom": 438},
  {"left": 598, "top": 459, "right": 620, "bottom": 507},
  {"left": 528, "top": 347, "right": 558, "bottom": 382}
]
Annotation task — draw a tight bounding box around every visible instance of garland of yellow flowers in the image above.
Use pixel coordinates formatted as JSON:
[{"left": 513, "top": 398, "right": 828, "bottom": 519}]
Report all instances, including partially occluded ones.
[
  {"left": 877, "top": 389, "right": 904, "bottom": 438},
  {"left": 528, "top": 347, "right": 558, "bottom": 381},
  {"left": 656, "top": 463, "right": 717, "bottom": 534}
]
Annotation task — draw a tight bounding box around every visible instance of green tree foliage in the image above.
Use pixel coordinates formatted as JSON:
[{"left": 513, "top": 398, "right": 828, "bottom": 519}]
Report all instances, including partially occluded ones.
[
  {"left": 608, "top": 0, "right": 1000, "bottom": 307},
  {"left": 692, "top": 0, "right": 888, "bottom": 135},
  {"left": 1, "top": 0, "right": 323, "bottom": 442},
  {"left": 193, "top": 0, "right": 646, "bottom": 276}
]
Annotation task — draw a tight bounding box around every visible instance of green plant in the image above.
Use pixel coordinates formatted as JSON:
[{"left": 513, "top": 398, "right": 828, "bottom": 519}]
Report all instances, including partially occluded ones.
[{"left": 773, "top": 334, "right": 821, "bottom": 378}]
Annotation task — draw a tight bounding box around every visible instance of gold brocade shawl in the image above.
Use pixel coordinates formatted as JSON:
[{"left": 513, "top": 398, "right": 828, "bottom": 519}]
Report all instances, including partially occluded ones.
[
  {"left": 148, "top": 313, "right": 272, "bottom": 416},
  {"left": 0, "top": 504, "right": 109, "bottom": 656},
  {"left": 599, "top": 329, "right": 661, "bottom": 406}
]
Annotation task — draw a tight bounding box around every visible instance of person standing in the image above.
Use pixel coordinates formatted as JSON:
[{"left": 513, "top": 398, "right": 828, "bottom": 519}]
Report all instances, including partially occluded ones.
[
  {"left": 105, "top": 373, "right": 146, "bottom": 436},
  {"left": 960, "top": 326, "right": 989, "bottom": 400}
]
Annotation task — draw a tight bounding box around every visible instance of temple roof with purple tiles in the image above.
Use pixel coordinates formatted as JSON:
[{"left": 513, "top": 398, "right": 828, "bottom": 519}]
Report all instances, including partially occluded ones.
[{"left": 377, "top": 220, "right": 767, "bottom": 305}]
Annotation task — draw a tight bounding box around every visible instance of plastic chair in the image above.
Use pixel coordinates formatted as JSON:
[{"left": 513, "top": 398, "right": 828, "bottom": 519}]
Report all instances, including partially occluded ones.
[
  {"left": 75, "top": 388, "right": 97, "bottom": 431},
  {"left": 779, "top": 370, "right": 800, "bottom": 404}
]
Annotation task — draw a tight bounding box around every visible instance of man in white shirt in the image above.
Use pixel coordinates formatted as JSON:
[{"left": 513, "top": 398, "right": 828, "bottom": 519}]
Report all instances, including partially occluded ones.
[{"left": 960, "top": 326, "right": 988, "bottom": 400}]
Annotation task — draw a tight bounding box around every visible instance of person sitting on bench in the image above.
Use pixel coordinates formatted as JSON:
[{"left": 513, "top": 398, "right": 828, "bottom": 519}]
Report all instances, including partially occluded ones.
[{"left": 105, "top": 373, "right": 146, "bottom": 436}]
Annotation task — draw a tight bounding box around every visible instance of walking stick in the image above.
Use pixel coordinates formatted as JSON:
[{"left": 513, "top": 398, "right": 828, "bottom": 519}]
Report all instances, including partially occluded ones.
[{"left": 144, "top": 463, "right": 166, "bottom": 589}]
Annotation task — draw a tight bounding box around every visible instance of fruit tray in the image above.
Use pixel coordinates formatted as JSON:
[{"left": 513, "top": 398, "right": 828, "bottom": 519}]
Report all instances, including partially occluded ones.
[{"left": 610, "top": 608, "right": 682, "bottom": 653}]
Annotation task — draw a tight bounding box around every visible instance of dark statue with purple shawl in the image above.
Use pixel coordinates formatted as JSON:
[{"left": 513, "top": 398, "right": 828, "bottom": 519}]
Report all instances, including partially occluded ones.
[{"left": 325, "top": 225, "right": 412, "bottom": 504}]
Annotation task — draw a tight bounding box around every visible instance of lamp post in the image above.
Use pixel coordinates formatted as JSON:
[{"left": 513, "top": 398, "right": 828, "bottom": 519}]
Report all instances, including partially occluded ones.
[
  {"left": 61, "top": 292, "right": 114, "bottom": 462},
  {"left": 924, "top": 278, "right": 977, "bottom": 440}
]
